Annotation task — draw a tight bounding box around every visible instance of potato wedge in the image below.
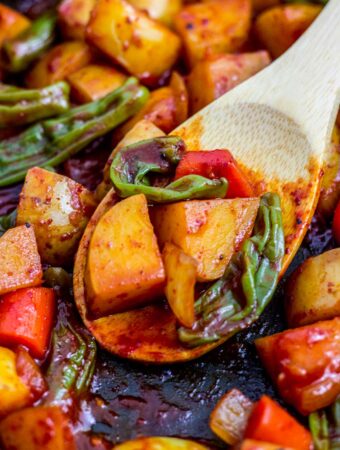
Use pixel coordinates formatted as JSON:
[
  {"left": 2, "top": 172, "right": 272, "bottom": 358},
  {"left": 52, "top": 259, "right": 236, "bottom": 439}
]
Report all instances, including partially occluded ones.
[
  {"left": 163, "top": 243, "right": 197, "bottom": 328},
  {"left": 150, "top": 198, "right": 259, "bottom": 282},
  {"left": 255, "top": 4, "right": 322, "bottom": 58},
  {"left": 286, "top": 248, "right": 340, "bottom": 328},
  {"left": 128, "top": 0, "right": 182, "bottom": 26},
  {"left": 26, "top": 41, "right": 93, "bottom": 88},
  {"left": 114, "top": 437, "right": 208, "bottom": 450},
  {"left": 67, "top": 64, "right": 127, "bottom": 103},
  {"left": 85, "top": 194, "right": 165, "bottom": 318},
  {"left": 58, "top": 0, "right": 96, "bottom": 40},
  {"left": 86, "top": 0, "right": 181, "bottom": 83},
  {"left": 0, "top": 225, "right": 42, "bottom": 296},
  {"left": 0, "top": 4, "right": 30, "bottom": 47},
  {"left": 174, "top": 0, "right": 251, "bottom": 68},
  {"left": 251, "top": 0, "right": 280, "bottom": 13},
  {"left": 0, "top": 347, "right": 30, "bottom": 418},
  {"left": 96, "top": 119, "right": 165, "bottom": 201},
  {"left": 16, "top": 167, "right": 97, "bottom": 266},
  {"left": 188, "top": 51, "right": 271, "bottom": 113},
  {"left": 0, "top": 406, "right": 76, "bottom": 450}
]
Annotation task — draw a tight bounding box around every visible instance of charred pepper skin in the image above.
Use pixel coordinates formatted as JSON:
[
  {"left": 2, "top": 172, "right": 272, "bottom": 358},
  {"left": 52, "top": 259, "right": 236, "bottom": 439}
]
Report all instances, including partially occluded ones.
[
  {"left": 178, "top": 192, "right": 285, "bottom": 346},
  {"left": 0, "top": 78, "right": 149, "bottom": 187},
  {"left": 1, "top": 12, "right": 57, "bottom": 73},
  {"left": 110, "top": 136, "right": 228, "bottom": 202},
  {"left": 0, "top": 81, "right": 70, "bottom": 128}
]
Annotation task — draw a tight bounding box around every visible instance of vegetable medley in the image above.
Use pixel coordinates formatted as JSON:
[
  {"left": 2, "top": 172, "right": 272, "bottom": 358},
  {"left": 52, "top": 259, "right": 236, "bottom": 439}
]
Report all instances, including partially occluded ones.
[{"left": 0, "top": 0, "right": 338, "bottom": 449}]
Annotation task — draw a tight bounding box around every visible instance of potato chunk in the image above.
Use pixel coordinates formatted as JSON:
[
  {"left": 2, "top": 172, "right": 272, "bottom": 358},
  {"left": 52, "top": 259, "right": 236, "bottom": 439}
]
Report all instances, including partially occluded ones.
[
  {"left": 26, "top": 41, "right": 93, "bottom": 88},
  {"left": 0, "top": 4, "right": 30, "bottom": 47},
  {"left": 187, "top": 51, "right": 271, "bottom": 113},
  {"left": 58, "top": 0, "right": 96, "bottom": 40},
  {"left": 255, "top": 4, "right": 322, "bottom": 58},
  {"left": 0, "top": 347, "right": 30, "bottom": 418},
  {"left": 86, "top": 0, "right": 181, "bottom": 83},
  {"left": 128, "top": 0, "right": 182, "bottom": 26},
  {"left": 17, "top": 167, "right": 97, "bottom": 266},
  {"left": 114, "top": 437, "right": 208, "bottom": 450},
  {"left": 150, "top": 198, "right": 259, "bottom": 282},
  {"left": 174, "top": 0, "right": 251, "bottom": 68},
  {"left": 67, "top": 64, "right": 127, "bottom": 103},
  {"left": 286, "top": 248, "right": 340, "bottom": 327},
  {"left": 86, "top": 194, "right": 165, "bottom": 318},
  {"left": 0, "top": 225, "right": 42, "bottom": 295}
]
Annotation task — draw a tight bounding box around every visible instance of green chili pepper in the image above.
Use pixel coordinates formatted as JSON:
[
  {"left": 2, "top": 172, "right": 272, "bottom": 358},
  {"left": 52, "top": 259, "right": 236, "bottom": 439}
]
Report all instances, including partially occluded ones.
[
  {"left": 178, "top": 193, "right": 285, "bottom": 346},
  {"left": 43, "top": 267, "right": 72, "bottom": 291},
  {"left": 309, "top": 398, "right": 340, "bottom": 450},
  {"left": 1, "top": 12, "right": 57, "bottom": 72},
  {"left": 0, "top": 77, "right": 149, "bottom": 187},
  {"left": 0, "top": 81, "right": 70, "bottom": 128},
  {"left": 0, "top": 209, "right": 17, "bottom": 237},
  {"left": 110, "top": 136, "right": 228, "bottom": 202}
]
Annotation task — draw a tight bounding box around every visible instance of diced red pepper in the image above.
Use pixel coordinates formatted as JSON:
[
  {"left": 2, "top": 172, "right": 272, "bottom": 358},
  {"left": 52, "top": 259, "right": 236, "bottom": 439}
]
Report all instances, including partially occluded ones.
[
  {"left": 15, "top": 347, "right": 47, "bottom": 404},
  {"left": 244, "top": 396, "right": 312, "bottom": 450},
  {"left": 175, "top": 150, "right": 255, "bottom": 198},
  {"left": 0, "top": 287, "right": 55, "bottom": 359},
  {"left": 333, "top": 199, "right": 340, "bottom": 244}
]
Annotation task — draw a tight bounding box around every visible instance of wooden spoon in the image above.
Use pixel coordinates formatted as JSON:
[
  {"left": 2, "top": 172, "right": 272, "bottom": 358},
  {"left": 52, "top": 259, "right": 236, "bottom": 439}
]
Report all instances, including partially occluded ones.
[{"left": 174, "top": 0, "right": 340, "bottom": 272}]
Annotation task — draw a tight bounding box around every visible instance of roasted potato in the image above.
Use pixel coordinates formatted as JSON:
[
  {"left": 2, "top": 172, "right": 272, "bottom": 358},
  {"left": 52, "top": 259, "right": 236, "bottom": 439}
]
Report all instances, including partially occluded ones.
[
  {"left": 67, "top": 64, "right": 127, "bottom": 103},
  {"left": 16, "top": 167, "right": 97, "bottom": 266},
  {"left": 150, "top": 197, "right": 259, "bottom": 282},
  {"left": 0, "top": 225, "right": 42, "bottom": 296},
  {"left": 26, "top": 41, "right": 93, "bottom": 88},
  {"left": 251, "top": 0, "right": 280, "bottom": 13},
  {"left": 0, "top": 4, "right": 31, "bottom": 47},
  {"left": 58, "top": 0, "right": 96, "bottom": 40},
  {"left": 240, "top": 441, "right": 295, "bottom": 450},
  {"left": 174, "top": 0, "right": 251, "bottom": 68},
  {"left": 187, "top": 51, "right": 271, "bottom": 113},
  {"left": 86, "top": 194, "right": 165, "bottom": 318},
  {"left": 286, "top": 248, "right": 340, "bottom": 328},
  {"left": 86, "top": 0, "right": 181, "bottom": 83},
  {"left": 114, "top": 437, "right": 208, "bottom": 450},
  {"left": 163, "top": 242, "right": 197, "bottom": 327},
  {"left": 254, "top": 4, "right": 322, "bottom": 58},
  {"left": 0, "top": 406, "right": 76, "bottom": 450},
  {"left": 96, "top": 119, "right": 165, "bottom": 201},
  {"left": 128, "top": 0, "right": 182, "bottom": 26},
  {"left": 0, "top": 347, "right": 30, "bottom": 418}
]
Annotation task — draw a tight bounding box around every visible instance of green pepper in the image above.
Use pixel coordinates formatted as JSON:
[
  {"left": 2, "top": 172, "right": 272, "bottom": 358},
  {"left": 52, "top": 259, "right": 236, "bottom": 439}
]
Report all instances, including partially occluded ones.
[
  {"left": 178, "top": 193, "right": 285, "bottom": 346},
  {"left": 1, "top": 12, "right": 57, "bottom": 73},
  {"left": 0, "top": 77, "right": 149, "bottom": 187},
  {"left": 110, "top": 136, "right": 228, "bottom": 202},
  {"left": 0, "top": 81, "right": 70, "bottom": 128},
  {"left": 309, "top": 398, "right": 340, "bottom": 450}
]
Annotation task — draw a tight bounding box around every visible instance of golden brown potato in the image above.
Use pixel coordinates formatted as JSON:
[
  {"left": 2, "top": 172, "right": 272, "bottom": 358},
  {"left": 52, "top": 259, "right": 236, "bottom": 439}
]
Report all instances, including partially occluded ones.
[
  {"left": 96, "top": 119, "right": 165, "bottom": 201},
  {"left": 163, "top": 243, "right": 197, "bottom": 327},
  {"left": 187, "top": 51, "right": 271, "bottom": 113},
  {"left": 86, "top": 0, "right": 181, "bottom": 83},
  {"left": 251, "top": 0, "right": 280, "bottom": 13},
  {"left": 16, "top": 167, "right": 97, "bottom": 266},
  {"left": 254, "top": 4, "right": 322, "bottom": 58},
  {"left": 150, "top": 197, "right": 259, "bottom": 282},
  {"left": 286, "top": 248, "right": 340, "bottom": 328},
  {"left": 128, "top": 0, "right": 182, "bottom": 26},
  {"left": 85, "top": 194, "right": 165, "bottom": 318},
  {"left": 26, "top": 41, "right": 93, "bottom": 88},
  {"left": 114, "top": 437, "right": 208, "bottom": 450},
  {"left": 58, "top": 0, "right": 96, "bottom": 40},
  {"left": 0, "top": 225, "right": 42, "bottom": 296},
  {"left": 0, "top": 4, "right": 31, "bottom": 47},
  {"left": 67, "top": 64, "right": 127, "bottom": 103},
  {"left": 240, "top": 441, "right": 295, "bottom": 450},
  {"left": 0, "top": 347, "right": 30, "bottom": 419},
  {"left": 174, "top": 0, "right": 251, "bottom": 68},
  {"left": 0, "top": 406, "right": 76, "bottom": 450}
]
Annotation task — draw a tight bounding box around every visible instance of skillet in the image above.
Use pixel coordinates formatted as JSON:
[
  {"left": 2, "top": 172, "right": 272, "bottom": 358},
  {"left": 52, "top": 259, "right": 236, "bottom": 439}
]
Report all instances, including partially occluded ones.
[{"left": 0, "top": 0, "right": 336, "bottom": 447}]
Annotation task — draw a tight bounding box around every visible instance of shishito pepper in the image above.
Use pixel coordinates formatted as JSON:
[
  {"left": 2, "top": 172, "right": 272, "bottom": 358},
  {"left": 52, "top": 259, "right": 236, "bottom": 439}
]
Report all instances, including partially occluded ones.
[
  {"left": 178, "top": 192, "right": 285, "bottom": 346},
  {"left": 0, "top": 77, "right": 148, "bottom": 187},
  {"left": 110, "top": 136, "right": 228, "bottom": 202},
  {"left": 309, "top": 397, "right": 340, "bottom": 450},
  {"left": 0, "top": 81, "right": 70, "bottom": 128},
  {"left": 1, "top": 12, "right": 57, "bottom": 73}
]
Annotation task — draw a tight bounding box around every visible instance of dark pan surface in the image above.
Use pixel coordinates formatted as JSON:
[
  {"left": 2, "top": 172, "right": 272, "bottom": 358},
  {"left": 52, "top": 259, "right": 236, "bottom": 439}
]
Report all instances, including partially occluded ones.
[{"left": 1, "top": 1, "right": 336, "bottom": 447}]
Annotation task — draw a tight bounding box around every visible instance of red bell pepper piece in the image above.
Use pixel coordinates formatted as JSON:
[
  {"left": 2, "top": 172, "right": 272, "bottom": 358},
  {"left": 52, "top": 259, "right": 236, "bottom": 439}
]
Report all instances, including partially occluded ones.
[
  {"left": 333, "top": 199, "right": 340, "bottom": 244},
  {"left": 175, "top": 150, "right": 255, "bottom": 198},
  {"left": 0, "top": 287, "right": 55, "bottom": 359}
]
